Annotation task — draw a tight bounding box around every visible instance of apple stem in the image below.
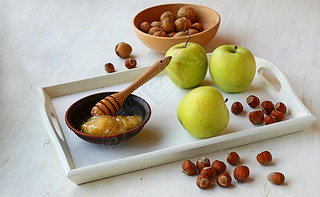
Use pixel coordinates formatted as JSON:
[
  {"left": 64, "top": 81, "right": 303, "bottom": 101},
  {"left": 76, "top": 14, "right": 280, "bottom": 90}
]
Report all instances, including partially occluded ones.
[
  {"left": 184, "top": 36, "right": 191, "bottom": 48},
  {"left": 225, "top": 98, "right": 228, "bottom": 103}
]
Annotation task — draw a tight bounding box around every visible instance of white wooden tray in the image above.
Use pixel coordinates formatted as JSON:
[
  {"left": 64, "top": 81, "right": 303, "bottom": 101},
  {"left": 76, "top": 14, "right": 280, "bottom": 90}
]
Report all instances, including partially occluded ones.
[{"left": 39, "top": 56, "right": 315, "bottom": 184}]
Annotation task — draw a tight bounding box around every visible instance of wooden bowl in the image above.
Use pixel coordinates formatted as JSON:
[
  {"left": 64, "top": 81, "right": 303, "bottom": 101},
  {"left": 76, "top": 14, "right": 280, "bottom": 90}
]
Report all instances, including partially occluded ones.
[
  {"left": 65, "top": 92, "right": 151, "bottom": 145},
  {"left": 132, "top": 3, "right": 220, "bottom": 54}
]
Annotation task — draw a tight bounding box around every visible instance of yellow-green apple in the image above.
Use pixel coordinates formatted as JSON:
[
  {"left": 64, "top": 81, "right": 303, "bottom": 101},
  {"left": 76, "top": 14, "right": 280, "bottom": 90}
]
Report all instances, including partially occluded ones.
[
  {"left": 165, "top": 42, "right": 208, "bottom": 88},
  {"left": 177, "top": 86, "right": 229, "bottom": 138},
  {"left": 209, "top": 45, "right": 256, "bottom": 93}
]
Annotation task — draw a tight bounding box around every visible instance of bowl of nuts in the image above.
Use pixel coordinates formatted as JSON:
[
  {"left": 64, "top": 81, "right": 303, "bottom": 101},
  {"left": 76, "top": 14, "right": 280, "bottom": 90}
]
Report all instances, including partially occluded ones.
[{"left": 132, "top": 3, "right": 221, "bottom": 54}]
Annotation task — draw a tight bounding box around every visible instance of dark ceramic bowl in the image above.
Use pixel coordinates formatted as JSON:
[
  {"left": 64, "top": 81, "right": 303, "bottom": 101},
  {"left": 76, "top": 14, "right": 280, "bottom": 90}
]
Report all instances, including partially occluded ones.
[{"left": 65, "top": 92, "right": 151, "bottom": 145}]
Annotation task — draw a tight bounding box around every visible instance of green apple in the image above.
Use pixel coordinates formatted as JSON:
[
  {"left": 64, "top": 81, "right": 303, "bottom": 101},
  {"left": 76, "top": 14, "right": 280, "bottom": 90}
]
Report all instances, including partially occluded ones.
[
  {"left": 177, "top": 86, "right": 229, "bottom": 138},
  {"left": 209, "top": 45, "right": 256, "bottom": 93},
  {"left": 165, "top": 42, "right": 208, "bottom": 88}
]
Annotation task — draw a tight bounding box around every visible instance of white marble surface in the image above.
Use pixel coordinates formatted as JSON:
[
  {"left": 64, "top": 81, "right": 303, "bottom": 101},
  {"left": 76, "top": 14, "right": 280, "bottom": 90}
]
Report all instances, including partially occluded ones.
[{"left": 1, "top": 0, "right": 319, "bottom": 196}]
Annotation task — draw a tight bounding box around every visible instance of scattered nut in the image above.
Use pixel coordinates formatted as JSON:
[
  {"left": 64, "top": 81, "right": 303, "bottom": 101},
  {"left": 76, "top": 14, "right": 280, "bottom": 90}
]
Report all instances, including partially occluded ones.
[
  {"left": 274, "top": 102, "right": 287, "bottom": 114},
  {"left": 139, "top": 22, "right": 151, "bottom": 33},
  {"left": 173, "top": 31, "right": 189, "bottom": 37},
  {"left": 196, "top": 157, "right": 210, "bottom": 172},
  {"left": 231, "top": 102, "right": 243, "bottom": 115},
  {"left": 212, "top": 160, "right": 226, "bottom": 175},
  {"left": 249, "top": 110, "right": 264, "bottom": 124},
  {"left": 261, "top": 101, "right": 274, "bottom": 115},
  {"left": 148, "top": 27, "right": 162, "bottom": 35},
  {"left": 160, "top": 11, "right": 177, "bottom": 23},
  {"left": 191, "top": 22, "right": 204, "bottom": 32},
  {"left": 216, "top": 172, "right": 232, "bottom": 187},
  {"left": 227, "top": 152, "right": 240, "bottom": 166},
  {"left": 256, "top": 151, "right": 272, "bottom": 166},
  {"left": 200, "top": 166, "right": 216, "bottom": 180},
  {"left": 233, "top": 166, "right": 250, "bottom": 182},
  {"left": 168, "top": 32, "right": 176, "bottom": 37},
  {"left": 264, "top": 115, "right": 276, "bottom": 125},
  {"left": 271, "top": 110, "right": 285, "bottom": 122},
  {"left": 267, "top": 172, "right": 285, "bottom": 185},
  {"left": 115, "top": 42, "right": 132, "bottom": 58},
  {"left": 104, "top": 63, "right": 115, "bottom": 73},
  {"left": 182, "top": 160, "right": 197, "bottom": 176},
  {"left": 125, "top": 58, "right": 137, "bottom": 69},
  {"left": 177, "top": 6, "right": 198, "bottom": 23},
  {"left": 196, "top": 174, "right": 211, "bottom": 189},
  {"left": 246, "top": 95, "right": 260, "bottom": 108},
  {"left": 174, "top": 17, "right": 192, "bottom": 32}
]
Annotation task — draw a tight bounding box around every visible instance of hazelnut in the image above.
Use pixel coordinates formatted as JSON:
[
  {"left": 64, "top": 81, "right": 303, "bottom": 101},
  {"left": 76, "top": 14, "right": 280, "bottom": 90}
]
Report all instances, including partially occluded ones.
[
  {"left": 139, "top": 22, "right": 151, "bottom": 33},
  {"left": 160, "top": 11, "right": 177, "bottom": 23},
  {"left": 256, "top": 151, "right": 272, "bottom": 166},
  {"left": 125, "top": 58, "right": 137, "bottom": 69},
  {"left": 104, "top": 63, "right": 115, "bottom": 73},
  {"left": 231, "top": 102, "right": 243, "bottom": 114},
  {"left": 271, "top": 110, "right": 285, "bottom": 122},
  {"left": 186, "top": 28, "right": 199, "bottom": 35},
  {"left": 173, "top": 31, "right": 188, "bottom": 37},
  {"left": 182, "top": 160, "right": 197, "bottom": 176},
  {"left": 196, "top": 174, "right": 211, "bottom": 189},
  {"left": 264, "top": 115, "right": 276, "bottom": 125},
  {"left": 267, "top": 172, "right": 285, "bottom": 185},
  {"left": 177, "top": 6, "right": 198, "bottom": 23},
  {"left": 248, "top": 110, "right": 264, "bottom": 124},
  {"left": 115, "top": 42, "right": 132, "bottom": 58},
  {"left": 174, "top": 17, "right": 192, "bottom": 32},
  {"left": 233, "top": 166, "right": 250, "bottom": 182},
  {"left": 148, "top": 27, "right": 161, "bottom": 35},
  {"left": 168, "top": 32, "right": 176, "bottom": 37},
  {"left": 274, "top": 102, "right": 287, "bottom": 114},
  {"left": 196, "top": 157, "right": 210, "bottom": 172},
  {"left": 160, "top": 19, "right": 175, "bottom": 33},
  {"left": 227, "top": 152, "right": 240, "bottom": 166},
  {"left": 261, "top": 101, "right": 274, "bottom": 115},
  {"left": 200, "top": 166, "right": 216, "bottom": 180},
  {"left": 246, "top": 95, "right": 260, "bottom": 108},
  {"left": 191, "top": 22, "right": 204, "bottom": 32},
  {"left": 153, "top": 30, "right": 168, "bottom": 37},
  {"left": 212, "top": 160, "right": 226, "bottom": 175},
  {"left": 216, "top": 172, "right": 232, "bottom": 187},
  {"left": 150, "top": 21, "right": 162, "bottom": 28}
]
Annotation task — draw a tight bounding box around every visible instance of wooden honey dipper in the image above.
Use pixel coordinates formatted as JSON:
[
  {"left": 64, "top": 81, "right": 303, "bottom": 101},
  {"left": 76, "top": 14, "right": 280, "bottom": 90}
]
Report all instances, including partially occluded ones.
[{"left": 91, "top": 56, "right": 172, "bottom": 116}]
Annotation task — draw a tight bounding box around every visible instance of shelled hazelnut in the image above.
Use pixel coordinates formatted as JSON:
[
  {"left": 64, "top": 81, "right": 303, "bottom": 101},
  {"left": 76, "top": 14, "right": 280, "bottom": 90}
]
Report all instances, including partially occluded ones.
[
  {"left": 115, "top": 42, "right": 132, "bottom": 58},
  {"left": 212, "top": 160, "right": 227, "bottom": 175},
  {"left": 233, "top": 166, "right": 250, "bottom": 182},
  {"left": 248, "top": 110, "right": 264, "bottom": 124},
  {"left": 227, "top": 152, "right": 240, "bottom": 166},
  {"left": 216, "top": 172, "right": 232, "bottom": 187},
  {"left": 182, "top": 160, "right": 197, "bottom": 176},
  {"left": 267, "top": 172, "right": 285, "bottom": 185},
  {"left": 256, "top": 151, "right": 272, "bottom": 166},
  {"left": 264, "top": 115, "right": 277, "bottom": 125},
  {"left": 231, "top": 102, "right": 243, "bottom": 114},
  {"left": 196, "top": 157, "right": 210, "bottom": 172},
  {"left": 196, "top": 174, "right": 211, "bottom": 189},
  {"left": 246, "top": 95, "right": 260, "bottom": 108},
  {"left": 261, "top": 101, "right": 274, "bottom": 115}
]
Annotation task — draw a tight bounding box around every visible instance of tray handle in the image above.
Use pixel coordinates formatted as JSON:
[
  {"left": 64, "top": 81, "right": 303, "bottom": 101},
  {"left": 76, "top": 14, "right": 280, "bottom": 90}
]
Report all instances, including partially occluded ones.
[{"left": 256, "top": 58, "right": 295, "bottom": 100}]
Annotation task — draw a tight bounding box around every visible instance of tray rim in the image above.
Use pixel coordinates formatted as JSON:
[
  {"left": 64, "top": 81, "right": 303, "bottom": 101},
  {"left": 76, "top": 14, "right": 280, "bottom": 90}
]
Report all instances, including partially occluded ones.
[{"left": 38, "top": 56, "right": 316, "bottom": 184}]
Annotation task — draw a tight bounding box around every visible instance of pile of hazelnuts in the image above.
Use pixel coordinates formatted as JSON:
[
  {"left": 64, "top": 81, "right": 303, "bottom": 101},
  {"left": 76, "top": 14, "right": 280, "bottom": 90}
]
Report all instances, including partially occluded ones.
[
  {"left": 139, "top": 6, "right": 204, "bottom": 37},
  {"left": 105, "top": 42, "right": 137, "bottom": 73},
  {"left": 231, "top": 95, "right": 287, "bottom": 125},
  {"left": 182, "top": 150, "right": 285, "bottom": 189}
]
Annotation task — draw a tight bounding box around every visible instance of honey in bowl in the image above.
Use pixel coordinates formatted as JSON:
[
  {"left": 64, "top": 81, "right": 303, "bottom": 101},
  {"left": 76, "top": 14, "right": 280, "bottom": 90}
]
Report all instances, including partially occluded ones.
[{"left": 81, "top": 115, "right": 142, "bottom": 136}]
